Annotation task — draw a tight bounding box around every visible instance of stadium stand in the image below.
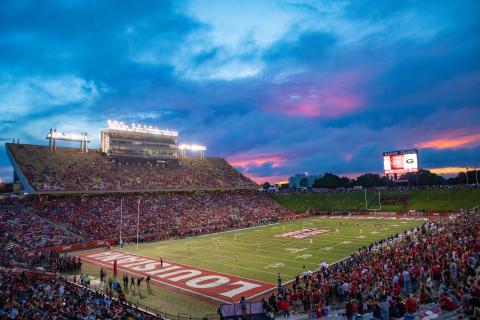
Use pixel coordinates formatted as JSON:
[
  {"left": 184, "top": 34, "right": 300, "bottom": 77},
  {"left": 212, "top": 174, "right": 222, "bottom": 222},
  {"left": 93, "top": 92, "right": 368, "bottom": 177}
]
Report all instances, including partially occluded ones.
[
  {"left": 0, "top": 269, "right": 162, "bottom": 319},
  {"left": 28, "top": 191, "right": 291, "bottom": 242},
  {"left": 0, "top": 206, "right": 82, "bottom": 248},
  {"left": 266, "top": 210, "right": 480, "bottom": 319},
  {"left": 6, "top": 144, "right": 257, "bottom": 192}
]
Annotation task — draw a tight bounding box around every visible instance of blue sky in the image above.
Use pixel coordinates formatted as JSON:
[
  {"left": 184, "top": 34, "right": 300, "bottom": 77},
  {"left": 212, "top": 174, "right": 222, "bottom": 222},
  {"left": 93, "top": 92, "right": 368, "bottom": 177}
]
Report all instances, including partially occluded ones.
[{"left": 1, "top": 0, "right": 479, "bottom": 183}]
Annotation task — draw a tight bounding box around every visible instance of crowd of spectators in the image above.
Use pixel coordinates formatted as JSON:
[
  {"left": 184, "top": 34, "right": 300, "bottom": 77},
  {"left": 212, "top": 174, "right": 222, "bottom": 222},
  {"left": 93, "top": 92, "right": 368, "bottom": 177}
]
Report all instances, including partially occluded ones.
[
  {"left": 9, "top": 144, "right": 257, "bottom": 191},
  {"left": 29, "top": 191, "right": 290, "bottom": 242},
  {"left": 0, "top": 269, "right": 162, "bottom": 319},
  {"left": 0, "top": 240, "right": 81, "bottom": 274},
  {"left": 265, "top": 210, "right": 480, "bottom": 319},
  {"left": 0, "top": 206, "right": 82, "bottom": 249}
]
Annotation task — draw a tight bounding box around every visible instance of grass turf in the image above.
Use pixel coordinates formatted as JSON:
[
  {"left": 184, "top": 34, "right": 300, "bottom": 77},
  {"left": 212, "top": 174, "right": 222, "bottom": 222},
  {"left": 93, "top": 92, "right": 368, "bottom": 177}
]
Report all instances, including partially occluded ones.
[
  {"left": 272, "top": 189, "right": 480, "bottom": 212},
  {"left": 73, "top": 216, "right": 423, "bottom": 317}
]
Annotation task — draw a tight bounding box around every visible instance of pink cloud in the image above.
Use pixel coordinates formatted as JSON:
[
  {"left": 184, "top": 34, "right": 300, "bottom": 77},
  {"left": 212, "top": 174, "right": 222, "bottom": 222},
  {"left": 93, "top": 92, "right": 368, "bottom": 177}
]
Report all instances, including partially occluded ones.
[
  {"left": 247, "top": 174, "right": 290, "bottom": 185},
  {"left": 428, "top": 167, "right": 468, "bottom": 177},
  {"left": 416, "top": 131, "right": 480, "bottom": 150},
  {"left": 262, "top": 69, "right": 367, "bottom": 118},
  {"left": 227, "top": 153, "right": 292, "bottom": 184},
  {"left": 280, "top": 94, "right": 363, "bottom": 117},
  {"left": 343, "top": 152, "right": 353, "bottom": 162},
  {"left": 227, "top": 153, "right": 285, "bottom": 170}
]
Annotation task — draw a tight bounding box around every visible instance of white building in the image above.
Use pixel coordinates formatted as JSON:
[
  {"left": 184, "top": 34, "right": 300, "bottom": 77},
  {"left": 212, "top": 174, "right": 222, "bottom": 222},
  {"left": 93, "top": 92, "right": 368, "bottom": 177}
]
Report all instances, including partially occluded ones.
[{"left": 288, "top": 173, "right": 320, "bottom": 189}]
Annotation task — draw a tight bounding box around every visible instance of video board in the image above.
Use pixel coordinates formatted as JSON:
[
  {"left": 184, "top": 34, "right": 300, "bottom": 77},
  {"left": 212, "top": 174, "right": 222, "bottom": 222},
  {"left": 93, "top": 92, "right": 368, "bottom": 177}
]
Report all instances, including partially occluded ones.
[{"left": 383, "top": 149, "right": 418, "bottom": 174}]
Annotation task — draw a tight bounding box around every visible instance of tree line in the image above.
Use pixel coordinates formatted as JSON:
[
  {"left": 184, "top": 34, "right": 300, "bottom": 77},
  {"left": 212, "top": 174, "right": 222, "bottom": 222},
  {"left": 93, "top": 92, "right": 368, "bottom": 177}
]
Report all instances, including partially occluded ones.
[
  {"left": 312, "top": 170, "right": 479, "bottom": 188},
  {"left": 264, "top": 169, "right": 480, "bottom": 189}
]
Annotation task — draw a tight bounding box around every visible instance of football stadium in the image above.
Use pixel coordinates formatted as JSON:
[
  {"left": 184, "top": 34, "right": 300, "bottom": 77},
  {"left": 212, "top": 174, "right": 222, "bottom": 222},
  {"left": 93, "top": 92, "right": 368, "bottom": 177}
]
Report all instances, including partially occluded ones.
[
  {"left": 2, "top": 2, "right": 480, "bottom": 320},
  {"left": 1, "top": 121, "right": 479, "bottom": 320}
]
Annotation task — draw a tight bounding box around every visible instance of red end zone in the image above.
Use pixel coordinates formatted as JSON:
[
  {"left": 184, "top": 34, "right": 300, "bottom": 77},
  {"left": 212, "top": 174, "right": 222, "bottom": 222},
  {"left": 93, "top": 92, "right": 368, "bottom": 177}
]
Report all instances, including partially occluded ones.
[{"left": 76, "top": 250, "right": 275, "bottom": 303}]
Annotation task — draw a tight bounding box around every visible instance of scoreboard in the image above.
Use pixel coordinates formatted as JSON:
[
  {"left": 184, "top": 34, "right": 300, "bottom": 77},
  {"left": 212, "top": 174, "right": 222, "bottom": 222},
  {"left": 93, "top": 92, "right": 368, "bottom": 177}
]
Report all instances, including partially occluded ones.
[{"left": 383, "top": 149, "right": 419, "bottom": 174}]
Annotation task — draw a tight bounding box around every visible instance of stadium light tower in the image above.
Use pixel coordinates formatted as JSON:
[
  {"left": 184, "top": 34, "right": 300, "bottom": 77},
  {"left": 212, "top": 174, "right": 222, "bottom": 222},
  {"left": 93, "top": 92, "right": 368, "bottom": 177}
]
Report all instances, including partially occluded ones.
[
  {"left": 466, "top": 167, "right": 469, "bottom": 185},
  {"left": 178, "top": 144, "right": 207, "bottom": 160},
  {"left": 46, "top": 128, "right": 91, "bottom": 152}
]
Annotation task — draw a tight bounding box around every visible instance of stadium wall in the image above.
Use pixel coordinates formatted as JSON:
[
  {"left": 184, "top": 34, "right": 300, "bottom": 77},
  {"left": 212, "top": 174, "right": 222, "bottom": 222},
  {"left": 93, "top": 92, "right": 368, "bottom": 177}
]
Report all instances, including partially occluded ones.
[
  {"left": 46, "top": 240, "right": 116, "bottom": 252},
  {"left": 351, "top": 211, "right": 459, "bottom": 217},
  {"left": 33, "top": 186, "right": 258, "bottom": 196},
  {"left": 5, "top": 143, "right": 35, "bottom": 194}
]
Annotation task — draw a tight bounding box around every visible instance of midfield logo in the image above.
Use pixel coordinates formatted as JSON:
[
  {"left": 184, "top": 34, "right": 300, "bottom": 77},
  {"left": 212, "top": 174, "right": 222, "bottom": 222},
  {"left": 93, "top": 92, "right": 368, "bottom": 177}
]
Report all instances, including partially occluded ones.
[{"left": 275, "top": 228, "right": 330, "bottom": 239}]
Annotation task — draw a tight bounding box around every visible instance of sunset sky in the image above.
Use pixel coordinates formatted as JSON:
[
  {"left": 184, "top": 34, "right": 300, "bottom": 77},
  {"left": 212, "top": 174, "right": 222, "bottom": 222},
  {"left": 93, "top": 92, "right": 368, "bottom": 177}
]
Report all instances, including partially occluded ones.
[{"left": 1, "top": 0, "right": 479, "bottom": 183}]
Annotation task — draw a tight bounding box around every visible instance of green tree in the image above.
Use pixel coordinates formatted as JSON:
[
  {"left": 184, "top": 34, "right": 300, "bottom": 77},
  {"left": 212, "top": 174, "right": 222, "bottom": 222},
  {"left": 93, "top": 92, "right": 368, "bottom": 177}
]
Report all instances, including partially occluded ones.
[
  {"left": 447, "top": 170, "right": 479, "bottom": 185},
  {"left": 400, "top": 169, "right": 445, "bottom": 186},
  {"left": 313, "top": 173, "right": 351, "bottom": 189},
  {"left": 354, "top": 173, "right": 383, "bottom": 188}
]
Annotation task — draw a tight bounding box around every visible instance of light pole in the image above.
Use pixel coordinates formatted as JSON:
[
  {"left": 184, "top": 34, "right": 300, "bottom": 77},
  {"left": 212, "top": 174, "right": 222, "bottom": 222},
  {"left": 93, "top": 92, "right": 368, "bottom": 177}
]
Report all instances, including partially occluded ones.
[{"left": 465, "top": 168, "right": 469, "bottom": 186}]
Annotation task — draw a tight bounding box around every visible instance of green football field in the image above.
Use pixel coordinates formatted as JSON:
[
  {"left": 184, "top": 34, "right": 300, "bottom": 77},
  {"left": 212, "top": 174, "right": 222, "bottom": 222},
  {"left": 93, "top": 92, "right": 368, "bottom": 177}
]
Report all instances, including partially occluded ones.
[
  {"left": 75, "top": 216, "right": 425, "bottom": 317},
  {"left": 120, "top": 216, "right": 423, "bottom": 283}
]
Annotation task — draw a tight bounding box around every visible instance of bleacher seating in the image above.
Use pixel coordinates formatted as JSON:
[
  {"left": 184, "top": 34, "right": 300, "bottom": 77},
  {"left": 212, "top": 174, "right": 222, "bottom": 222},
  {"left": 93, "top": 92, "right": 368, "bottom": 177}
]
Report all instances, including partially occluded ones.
[
  {"left": 29, "top": 191, "right": 291, "bottom": 241},
  {"left": 0, "top": 206, "right": 82, "bottom": 248},
  {"left": 0, "top": 269, "right": 161, "bottom": 319},
  {"left": 7, "top": 143, "right": 257, "bottom": 192}
]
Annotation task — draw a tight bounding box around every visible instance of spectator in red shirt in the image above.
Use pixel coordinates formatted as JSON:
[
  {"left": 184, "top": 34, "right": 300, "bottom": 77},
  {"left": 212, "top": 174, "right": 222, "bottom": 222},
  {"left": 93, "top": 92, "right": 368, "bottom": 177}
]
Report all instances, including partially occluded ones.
[
  {"left": 439, "top": 293, "right": 457, "bottom": 311},
  {"left": 405, "top": 294, "right": 418, "bottom": 314}
]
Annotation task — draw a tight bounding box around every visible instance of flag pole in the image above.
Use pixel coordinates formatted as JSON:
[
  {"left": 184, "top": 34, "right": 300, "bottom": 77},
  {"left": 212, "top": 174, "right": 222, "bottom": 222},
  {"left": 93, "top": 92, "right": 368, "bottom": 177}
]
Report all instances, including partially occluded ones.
[
  {"left": 119, "top": 198, "right": 123, "bottom": 248},
  {"left": 137, "top": 197, "right": 140, "bottom": 255}
]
